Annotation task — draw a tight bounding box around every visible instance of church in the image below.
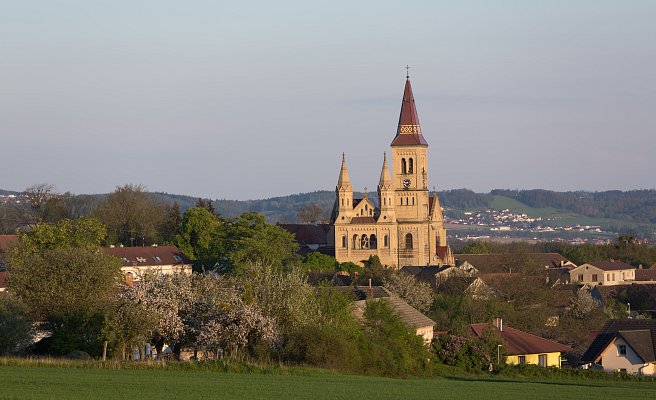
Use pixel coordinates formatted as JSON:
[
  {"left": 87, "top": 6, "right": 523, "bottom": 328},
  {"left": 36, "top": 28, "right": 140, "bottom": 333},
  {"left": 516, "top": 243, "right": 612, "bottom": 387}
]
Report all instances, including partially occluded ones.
[{"left": 329, "top": 75, "right": 454, "bottom": 268}]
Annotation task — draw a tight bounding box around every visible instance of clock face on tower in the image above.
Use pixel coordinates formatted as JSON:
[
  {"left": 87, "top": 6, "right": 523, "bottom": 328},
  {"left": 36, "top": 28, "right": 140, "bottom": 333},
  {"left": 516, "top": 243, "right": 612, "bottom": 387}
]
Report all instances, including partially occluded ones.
[{"left": 402, "top": 179, "right": 411, "bottom": 189}]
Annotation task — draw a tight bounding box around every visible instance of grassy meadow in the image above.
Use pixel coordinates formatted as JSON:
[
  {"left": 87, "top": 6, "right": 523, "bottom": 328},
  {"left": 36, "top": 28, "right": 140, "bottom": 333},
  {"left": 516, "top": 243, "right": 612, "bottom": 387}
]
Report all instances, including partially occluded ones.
[{"left": 2, "top": 361, "right": 656, "bottom": 400}]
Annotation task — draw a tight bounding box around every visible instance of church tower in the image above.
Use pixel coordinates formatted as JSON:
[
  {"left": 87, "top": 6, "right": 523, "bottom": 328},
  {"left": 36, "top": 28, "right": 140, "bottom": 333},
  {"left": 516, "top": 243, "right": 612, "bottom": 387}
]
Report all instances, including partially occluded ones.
[
  {"left": 390, "top": 75, "right": 431, "bottom": 266},
  {"left": 330, "top": 73, "right": 453, "bottom": 268},
  {"left": 335, "top": 153, "right": 353, "bottom": 221}
]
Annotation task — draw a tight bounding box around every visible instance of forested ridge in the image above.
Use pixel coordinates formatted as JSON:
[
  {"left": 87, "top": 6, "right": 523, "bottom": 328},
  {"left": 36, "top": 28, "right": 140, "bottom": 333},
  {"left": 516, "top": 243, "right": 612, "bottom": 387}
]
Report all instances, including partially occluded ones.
[{"left": 2, "top": 187, "right": 655, "bottom": 225}]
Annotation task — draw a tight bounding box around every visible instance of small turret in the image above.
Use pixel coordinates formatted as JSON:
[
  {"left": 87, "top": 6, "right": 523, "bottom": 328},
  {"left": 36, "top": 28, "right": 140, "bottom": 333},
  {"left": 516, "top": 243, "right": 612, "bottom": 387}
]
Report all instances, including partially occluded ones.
[
  {"left": 377, "top": 153, "right": 395, "bottom": 223},
  {"left": 336, "top": 153, "right": 353, "bottom": 220}
]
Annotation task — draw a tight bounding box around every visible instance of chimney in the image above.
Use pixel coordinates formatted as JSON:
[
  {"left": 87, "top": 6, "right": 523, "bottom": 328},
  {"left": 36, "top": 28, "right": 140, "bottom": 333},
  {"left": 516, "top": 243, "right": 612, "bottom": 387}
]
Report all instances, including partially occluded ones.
[
  {"left": 109, "top": 244, "right": 115, "bottom": 248},
  {"left": 493, "top": 317, "right": 503, "bottom": 332}
]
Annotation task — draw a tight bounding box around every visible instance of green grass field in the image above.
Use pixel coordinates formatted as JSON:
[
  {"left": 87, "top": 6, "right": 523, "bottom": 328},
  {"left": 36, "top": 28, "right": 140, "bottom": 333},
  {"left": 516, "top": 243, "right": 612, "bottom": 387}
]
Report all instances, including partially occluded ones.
[{"left": 2, "top": 365, "right": 656, "bottom": 400}]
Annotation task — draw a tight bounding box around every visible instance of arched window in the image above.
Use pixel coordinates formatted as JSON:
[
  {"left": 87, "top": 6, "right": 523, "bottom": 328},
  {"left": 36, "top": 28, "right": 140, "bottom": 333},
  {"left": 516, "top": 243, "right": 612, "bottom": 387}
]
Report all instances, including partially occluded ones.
[
  {"left": 341, "top": 198, "right": 344, "bottom": 206},
  {"left": 370, "top": 234, "right": 377, "bottom": 249},
  {"left": 412, "top": 197, "right": 415, "bottom": 205},
  {"left": 352, "top": 235, "right": 359, "bottom": 249},
  {"left": 365, "top": 204, "right": 368, "bottom": 211},
  {"left": 405, "top": 233, "right": 413, "bottom": 249},
  {"left": 409, "top": 158, "right": 414, "bottom": 174},
  {"left": 401, "top": 158, "right": 407, "bottom": 174},
  {"left": 341, "top": 235, "right": 347, "bottom": 248},
  {"left": 361, "top": 235, "right": 369, "bottom": 249},
  {"left": 384, "top": 235, "right": 389, "bottom": 248}
]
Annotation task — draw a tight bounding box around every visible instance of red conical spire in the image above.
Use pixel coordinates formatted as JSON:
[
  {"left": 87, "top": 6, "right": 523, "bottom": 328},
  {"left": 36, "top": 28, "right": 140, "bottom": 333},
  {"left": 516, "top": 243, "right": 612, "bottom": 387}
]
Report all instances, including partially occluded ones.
[{"left": 391, "top": 76, "right": 428, "bottom": 147}]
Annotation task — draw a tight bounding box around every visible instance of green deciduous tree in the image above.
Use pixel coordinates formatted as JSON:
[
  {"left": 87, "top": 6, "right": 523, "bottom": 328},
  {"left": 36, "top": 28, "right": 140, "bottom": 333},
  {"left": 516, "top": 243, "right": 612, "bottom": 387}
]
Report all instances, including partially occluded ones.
[
  {"left": 0, "top": 292, "right": 33, "bottom": 355},
  {"left": 173, "top": 207, "right": 221, "bottom": 270},
  {"left": 94, "top": 184, "right": 167, "bottom": 246},
  {"left": 7, "top": 218, "right": 122, "bottom": 356}
]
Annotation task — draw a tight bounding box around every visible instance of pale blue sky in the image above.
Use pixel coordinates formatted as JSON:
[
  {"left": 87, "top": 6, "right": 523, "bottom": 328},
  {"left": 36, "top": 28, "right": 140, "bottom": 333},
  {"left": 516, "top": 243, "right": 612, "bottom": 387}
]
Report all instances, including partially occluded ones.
[{"left": 1, "top": 1, "right": 655, "bottom": 200}]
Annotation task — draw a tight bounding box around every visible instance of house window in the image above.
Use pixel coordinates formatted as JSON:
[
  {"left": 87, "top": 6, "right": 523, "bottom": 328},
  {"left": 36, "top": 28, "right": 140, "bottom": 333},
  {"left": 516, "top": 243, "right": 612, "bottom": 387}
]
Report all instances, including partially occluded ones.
[
  {"left": 405, "top": 233, "right": 413, "bottom": 250},
  {"left": 577, "top": 274, "right": 583, "bottom": 282},
  {"left": 618, "top": 344, "right": 627, "bottom": 355},
  {"left": 612, "top": 273, "right": 616, "bottom": 281},
  {"left": 518, "top": 355, "right": 526, "bottom": 365},
  {"left": 538, "top": 354, "right": 547, "bottom": 367},
  {"left": 592, "top": 274, "right": 598, "bottom": 282},
  {"left": 341, "top": 235, "right": 347, "bottom": 248}
]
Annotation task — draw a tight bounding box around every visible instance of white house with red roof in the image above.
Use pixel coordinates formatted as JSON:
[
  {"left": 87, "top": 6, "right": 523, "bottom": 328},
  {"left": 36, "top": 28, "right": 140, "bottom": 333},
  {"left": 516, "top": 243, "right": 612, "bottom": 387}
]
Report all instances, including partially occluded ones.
[{"left": 102, "top": 245, "right": 192, "bottom": 284}]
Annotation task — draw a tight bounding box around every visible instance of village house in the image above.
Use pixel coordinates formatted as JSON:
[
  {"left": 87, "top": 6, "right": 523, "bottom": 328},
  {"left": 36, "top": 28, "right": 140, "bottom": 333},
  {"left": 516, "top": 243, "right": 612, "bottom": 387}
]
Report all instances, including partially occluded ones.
[
  {"left": 569, "top": 261, "right": 635, "bottom": 286},
  {"left": 469, "top": 318, "right": 572, "bottom": 368},
  {"left": 0, "top": 234, "right": 18, "bottom": 271},
  {"left": 581, "top": 319, "right": 656, "bottom": 375},
  {"left": 401, "top": 262, "right": 478, "bottom": 289},
  {"left": 454, "top": 253, "right": 575, "bottom": 274},
  {"left": 102, "top": 245, "right": 192, "bottom": 284},
  {"left": 278, "top": 223, "right": 331, "bottom": 256},
  {"left": 339, "top": 286, "right": 435, "bottom": 343}
]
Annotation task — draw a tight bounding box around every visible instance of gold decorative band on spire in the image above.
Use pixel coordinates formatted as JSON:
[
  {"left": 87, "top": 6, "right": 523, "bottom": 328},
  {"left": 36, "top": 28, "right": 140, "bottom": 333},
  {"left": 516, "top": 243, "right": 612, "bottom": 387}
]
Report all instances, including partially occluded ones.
[{"left": 398, "top": 124, "right": 421, "bottom": 134}]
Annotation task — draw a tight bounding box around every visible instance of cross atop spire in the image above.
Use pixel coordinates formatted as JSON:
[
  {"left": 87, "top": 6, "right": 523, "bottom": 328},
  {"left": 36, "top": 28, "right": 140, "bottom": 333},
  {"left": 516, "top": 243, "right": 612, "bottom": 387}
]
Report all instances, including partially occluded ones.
[
  {"left": 406, "top": 65, "right": 410, "bottom": 79},
  {"left": 337, "top": 153, "right": 352, "bottom": 190}
]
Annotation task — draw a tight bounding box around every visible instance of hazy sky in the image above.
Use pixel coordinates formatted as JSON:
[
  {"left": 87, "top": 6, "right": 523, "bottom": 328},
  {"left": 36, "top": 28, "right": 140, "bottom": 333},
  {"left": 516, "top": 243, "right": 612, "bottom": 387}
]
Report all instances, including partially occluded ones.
[{"left": 2, "top": 1, "right": 655, "bottom": 200}]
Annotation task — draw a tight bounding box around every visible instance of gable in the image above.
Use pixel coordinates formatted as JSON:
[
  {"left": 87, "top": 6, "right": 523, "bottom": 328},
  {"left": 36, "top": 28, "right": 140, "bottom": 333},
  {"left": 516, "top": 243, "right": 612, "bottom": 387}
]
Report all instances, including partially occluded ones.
[{"left": 352, "top": 197, "right": 376, "bottom": 218}]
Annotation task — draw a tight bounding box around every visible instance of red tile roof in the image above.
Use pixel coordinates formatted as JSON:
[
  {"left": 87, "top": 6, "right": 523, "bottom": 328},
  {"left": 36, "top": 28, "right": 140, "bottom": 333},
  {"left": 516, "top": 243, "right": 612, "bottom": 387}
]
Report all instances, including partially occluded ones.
[
  {"left": 454, "top": 253, "right": 573, "bottom": 273},
  {"left": 102, "top": 246, "right": 190, "bottom": 266},
  {"left": 587, "top": 261, "right": 633, "bottom": 271},
  {"left": 279, "top": 224, "right": 329, "bottom": 246},
  {"left": 0, "top": 235, "right": 18, "bottom": 253},
  {"left": 636, "top": 269, "right": 656, "bottom": 282},
  {"left": 0, "top": 271, "right": 7, "bottom": 289},
  {"left": 469, "top": 323, "right": 572, "bottom": 356}
]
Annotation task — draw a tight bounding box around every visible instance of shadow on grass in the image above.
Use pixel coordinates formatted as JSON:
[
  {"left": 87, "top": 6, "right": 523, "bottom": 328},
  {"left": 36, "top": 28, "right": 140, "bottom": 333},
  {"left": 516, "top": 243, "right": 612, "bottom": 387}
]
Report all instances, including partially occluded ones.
[{"left": 443, "top": 375, "right": 621, "bottom": 389}]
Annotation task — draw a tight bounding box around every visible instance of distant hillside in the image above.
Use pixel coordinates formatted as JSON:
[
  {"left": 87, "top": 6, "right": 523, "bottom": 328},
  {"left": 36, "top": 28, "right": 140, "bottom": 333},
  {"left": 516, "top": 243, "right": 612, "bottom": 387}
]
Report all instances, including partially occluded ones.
[
  {"left": 2, "top": 188, "right": 655, "bottom": 235},
  {"left": 491, "top": 189, "right": 656, "bottom": 224}
]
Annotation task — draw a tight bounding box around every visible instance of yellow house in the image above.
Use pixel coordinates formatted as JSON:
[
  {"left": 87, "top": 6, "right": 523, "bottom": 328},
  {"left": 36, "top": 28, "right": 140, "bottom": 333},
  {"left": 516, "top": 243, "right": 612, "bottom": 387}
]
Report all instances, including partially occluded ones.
[{"left": 469, "top": 319, "right": 572, "bottom": 368}]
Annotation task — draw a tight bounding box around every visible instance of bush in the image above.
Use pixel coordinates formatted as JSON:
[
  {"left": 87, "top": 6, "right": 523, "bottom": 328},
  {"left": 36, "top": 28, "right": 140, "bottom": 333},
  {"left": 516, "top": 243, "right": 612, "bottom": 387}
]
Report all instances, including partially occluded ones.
[{"left": 0, "top": 292, "right": 33, "bottom": 355}]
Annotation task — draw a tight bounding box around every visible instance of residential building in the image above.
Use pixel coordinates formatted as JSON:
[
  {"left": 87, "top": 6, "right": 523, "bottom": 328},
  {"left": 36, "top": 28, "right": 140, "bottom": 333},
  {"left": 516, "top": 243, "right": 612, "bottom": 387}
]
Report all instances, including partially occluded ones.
[
  {"left": 469, "top": 319, "right": 572, "bottom": 368},
  {"left": 330, "top": 76, "right": 453, "bottom": 268},
  {"left": 453, "top": 253, "right": 575, "bottom": 274},
  {"left": 340, "top": 285, "right": 436, "bottom": 343},
  {"left": 402, "top": 263, "right": 478, "bottom": 289},
  {"left": 278, "top": 223, "right": 331, "bottom": 256},
  {"left": 569, "top": 261, "right": 635, "bottom": 286},
  {"left": 581, "top": 319, "right": 656, "bottom": 375},
  {"left": 0, "top": 234, "right": 18, "bottom": 271},
  {"left": 0, "top": 271, "right": 7, "bottom": 292},
  {"left": 102, "top": 245, "right": 192, "bottom": 284}
]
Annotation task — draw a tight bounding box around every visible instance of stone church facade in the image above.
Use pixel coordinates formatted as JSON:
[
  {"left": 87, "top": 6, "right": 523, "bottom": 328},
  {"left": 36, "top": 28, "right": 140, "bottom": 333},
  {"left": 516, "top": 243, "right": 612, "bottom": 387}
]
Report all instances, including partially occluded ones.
[{"left": 329, "top": 77, "right": 454, "bottom": 268}]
